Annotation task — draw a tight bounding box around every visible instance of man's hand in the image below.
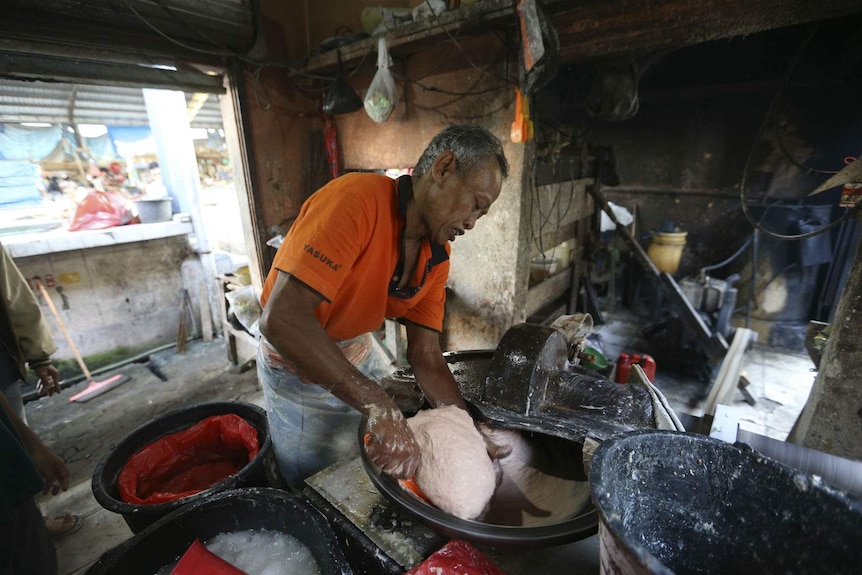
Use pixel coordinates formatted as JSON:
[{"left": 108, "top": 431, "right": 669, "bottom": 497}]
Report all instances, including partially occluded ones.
[
  {"left": 34, "top": 364, "right": 61, "bottom": 397},
  {"left": 477, "top": 421, "right": 513, "bottom": 461},
  {"left": 28, "top": 442, "right": 70, "bottom": 496},
  {"left": 363, "top": 403, "right": 421, "bottom": 479}
]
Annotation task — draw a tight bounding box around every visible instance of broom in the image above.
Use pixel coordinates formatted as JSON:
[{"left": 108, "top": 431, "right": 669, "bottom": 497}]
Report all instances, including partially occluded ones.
[{"left": 34, "top": 278, "right": 130, "bottom": 403}]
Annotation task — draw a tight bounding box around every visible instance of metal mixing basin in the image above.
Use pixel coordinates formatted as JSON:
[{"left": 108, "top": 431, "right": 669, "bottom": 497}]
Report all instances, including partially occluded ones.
[
  {"left": 357, "top": 346, "right": 598, "bottom": 546},
  {"left": 358, "top": 414, "right": 597, "bottom": 546}
]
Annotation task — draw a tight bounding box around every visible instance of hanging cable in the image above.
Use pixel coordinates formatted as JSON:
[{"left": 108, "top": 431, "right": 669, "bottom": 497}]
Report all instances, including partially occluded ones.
[
  {"left": 416, "top": 0, "right": 495, "bottom": 79},
  {"left": 739, "top": 22, "right": 856, "bottom": 241},
  {"left": 121, "top": 0, "right": 234, "bottom": 57},
  {"left": 772, "top": 119, "right": 839, "bottom": 176},
  {"left": 393, "top": 71, "right": 508, "bottom": 97},
  {"left": 700, "top": 235, "right": 752, "bottom": 276}
]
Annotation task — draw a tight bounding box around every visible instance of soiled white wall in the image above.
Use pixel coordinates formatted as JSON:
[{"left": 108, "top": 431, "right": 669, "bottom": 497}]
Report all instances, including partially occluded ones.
[{"left": 12, "top": 234, "right": 195, "bottom": 360}]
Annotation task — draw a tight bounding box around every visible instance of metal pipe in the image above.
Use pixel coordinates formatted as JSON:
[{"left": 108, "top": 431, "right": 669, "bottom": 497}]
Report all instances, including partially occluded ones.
[
  {"left": 22, "top": 340, "right": 185, "bottom": 403},
  {"left": 746, "top": 230, "right": 759, "bottom": 328}
]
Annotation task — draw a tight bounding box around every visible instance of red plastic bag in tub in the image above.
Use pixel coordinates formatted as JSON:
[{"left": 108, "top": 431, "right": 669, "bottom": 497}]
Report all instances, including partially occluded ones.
[
  {"left": 68, "top": 190, "right": 130, "bottom": 231},
  {"left": 171, "top": 540, "right": 245, "bottom": 575},
  {"left": 407, "top": 539, "right": 508, "bottom": 575},
  {"left": 118, "top": 414, "right": 260, "bottom": 505}
]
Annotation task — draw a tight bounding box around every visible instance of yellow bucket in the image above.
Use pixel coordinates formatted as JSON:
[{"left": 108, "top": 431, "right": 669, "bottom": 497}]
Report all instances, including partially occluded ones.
[{"left": 647, "top": 232, "right": 687, "bottom": 274}]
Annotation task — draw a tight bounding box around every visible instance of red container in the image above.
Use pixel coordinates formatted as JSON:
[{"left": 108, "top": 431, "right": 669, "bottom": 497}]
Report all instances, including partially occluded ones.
[{"left": 614, "top": 353, "right": 656, "bottom": 384}]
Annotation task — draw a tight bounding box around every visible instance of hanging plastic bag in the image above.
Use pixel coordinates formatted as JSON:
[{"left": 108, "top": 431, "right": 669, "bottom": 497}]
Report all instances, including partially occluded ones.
[{"left": 364, "top": 36, "right": 396, "bottom": 123}]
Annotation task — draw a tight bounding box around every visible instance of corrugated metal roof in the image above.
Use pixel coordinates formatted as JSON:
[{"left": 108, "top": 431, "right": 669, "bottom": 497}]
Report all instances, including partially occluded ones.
[
  {"left": 1, "top": 0, "right": 255, "bottom": 67},
  {"left": 0, "top": 78, "right": 224, "bottom": 129}
]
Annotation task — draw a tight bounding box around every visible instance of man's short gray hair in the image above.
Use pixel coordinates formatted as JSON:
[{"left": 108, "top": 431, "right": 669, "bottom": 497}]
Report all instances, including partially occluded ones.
[{"left": 413, "top": 125, "right": 509, "bottom": 180}]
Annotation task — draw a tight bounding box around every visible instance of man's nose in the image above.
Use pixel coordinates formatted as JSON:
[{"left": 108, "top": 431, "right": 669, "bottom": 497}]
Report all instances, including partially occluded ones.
[{"left": 464, "top": 214, "right": 478, "bottom": 230}]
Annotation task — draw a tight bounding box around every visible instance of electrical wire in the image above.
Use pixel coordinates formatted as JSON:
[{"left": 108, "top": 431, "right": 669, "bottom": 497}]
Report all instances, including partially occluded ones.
[
  {"left": 122, "top": 0, "right": 515, "bottom": 106},
  {"left": 120, "top": 0, "right": 332, "bottom": 81},
  {"left": 543, "top": 116, "right": 593, "bottom": 142},
  {"left": 415, "top": 0, "right": 494, "bottom": 79},
  {"left": 414, "top": 98, "right": 511, "bottom": 122},
  {"left": 700, "top": 236, "right": 752, "bottom": 276},
  {"left": 120, "top": 0, "right": 234, "bottom": 57},
  {"left": 772, "top": 118, "right": 839, "bottom": 175},
  {"left": 153, "top": 0, "right": 234, "bottom": 52},
  {"left": 346, "top": 45, "right": 375, "bottom": 78},
  {"left": 407, "top": 73, "right": 501, "bottom": 110},
  {"left": 529, "top": 154, "right": 577, "bottom": 255},
  {"left": 739, "top": 22, "right": 856, "bottom": 241},
  {"left": 393, "top": 71, "right": 509, "bottom": 97},
  {"left": 247, "top": 65, "right": 271, "bottom": 111}
]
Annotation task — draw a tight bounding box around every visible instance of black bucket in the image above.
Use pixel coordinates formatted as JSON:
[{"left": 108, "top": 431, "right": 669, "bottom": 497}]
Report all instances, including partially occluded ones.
[
  {"left": 84, "top": 487, "right": 351, "bottom": 575},
  {"left": 590, "top": 430, "right": 862, "bottom": 574},
  {"left": 92, "top": 401, "right": 279, "bottom": 533}
]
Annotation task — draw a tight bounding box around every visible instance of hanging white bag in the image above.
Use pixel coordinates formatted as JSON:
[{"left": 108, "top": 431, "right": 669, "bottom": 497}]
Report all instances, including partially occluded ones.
[{"left": 364, "top": 37, "right": 396, "bottom": 123}]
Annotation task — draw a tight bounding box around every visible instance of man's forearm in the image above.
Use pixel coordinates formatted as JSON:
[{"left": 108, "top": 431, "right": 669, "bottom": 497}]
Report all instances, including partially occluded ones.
[
  {"left": 260, "top": 308, "right": 392, "bottom": 414},
  {"left": 412, "top": 361, "right": 466, "bottom": 409},
  {"left": 405, "top": 322, "right": 466, "bottom": 409},
  {"left": 259, "top": 272, "right": 398, "bottom": 414}
]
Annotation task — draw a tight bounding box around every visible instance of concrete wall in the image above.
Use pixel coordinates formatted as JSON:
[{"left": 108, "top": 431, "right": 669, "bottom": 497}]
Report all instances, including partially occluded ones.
[
  {"left": 529, "top": 30, "right": 861, "bottom": 344},
  {"left": 14, "top": 237, "right": 194, "bottom": 361},
  {"left": 788, "top": 232, "right": 862, "bottom": 460}
]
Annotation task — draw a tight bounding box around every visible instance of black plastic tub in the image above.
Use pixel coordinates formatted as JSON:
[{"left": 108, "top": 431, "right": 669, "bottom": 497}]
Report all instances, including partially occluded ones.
[
  {"left": 590, "top": 430, "right": 862, "bottom": 574},
  {"left": 85, "top": 487, "right": 352, "bottom": 575},
  {"left": 92, "top": 401, "right": 280, "bottom": 533}
]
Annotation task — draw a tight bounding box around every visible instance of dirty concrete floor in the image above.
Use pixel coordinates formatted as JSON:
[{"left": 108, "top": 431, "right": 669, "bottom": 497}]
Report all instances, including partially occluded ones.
[
  {"left": 26, "top": 337, "right": 263, "bottom": 575},
  {"left": 24, "top": 321, "right": 818, "bottom": 575},
  {"left": 593, "top": 308, "right": 817, "bottom": 440}
]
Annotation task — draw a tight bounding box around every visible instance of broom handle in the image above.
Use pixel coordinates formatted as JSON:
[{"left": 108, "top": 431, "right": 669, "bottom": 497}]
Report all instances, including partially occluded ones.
[{"left": 35, "top": 278, "right": 92, "bottom": 381}]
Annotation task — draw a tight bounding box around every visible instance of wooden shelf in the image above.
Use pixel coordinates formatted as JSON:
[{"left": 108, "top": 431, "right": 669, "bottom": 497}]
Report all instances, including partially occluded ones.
[
  {"left": 301, "top": 0, "right": 528, "bottom": 75},
  {"left": 526, "top": 267, "right": 572, "bottom": 319}
]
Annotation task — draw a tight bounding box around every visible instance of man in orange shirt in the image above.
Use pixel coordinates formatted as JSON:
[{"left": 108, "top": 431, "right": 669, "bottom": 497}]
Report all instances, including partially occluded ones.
[{"left": 258, "top": 125, "right": 508, "bottom": 485}]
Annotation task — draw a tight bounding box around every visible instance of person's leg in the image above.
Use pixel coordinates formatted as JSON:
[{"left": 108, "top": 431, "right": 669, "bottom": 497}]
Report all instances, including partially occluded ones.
[
  {"left": 2, "top": 378, "right": 80, "bottom": 539},
  {"left": 0, "top": 498, "right": 58, "bottom": 575}
]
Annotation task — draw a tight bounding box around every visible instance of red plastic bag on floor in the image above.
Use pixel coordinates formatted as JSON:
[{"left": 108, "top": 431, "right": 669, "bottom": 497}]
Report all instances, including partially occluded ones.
[
  {"left": 406, "top": 539, "right": 508, "bottom": 575},
  {"left": 68, "top": 190, "right": 131, "bottom": 231},
  {"left": 118, "top": 414, "right": 260, "bottom": 505},
  {"left": 171, "top": 540, "right": 246, "bottom": 575}
]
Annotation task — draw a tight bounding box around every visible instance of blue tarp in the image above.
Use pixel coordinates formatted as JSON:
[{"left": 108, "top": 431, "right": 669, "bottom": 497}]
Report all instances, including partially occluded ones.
[
  {"left": 0, "top": 124, "right": 154, "bottom": 164},
  {"left": 64, "top": 131, "right": 117, "bottom": 164},
  {"left": 0, "top": 124, "right": 158, "bottom": 208},
  {"left": 107, "top": 126, "right": 154, "bottom": 160},
  {"left": 0, "top": 124, "right": 63, "bottom": 161},
  {"left": 0, "top": 161, "right": 42, "bottom": 207}
]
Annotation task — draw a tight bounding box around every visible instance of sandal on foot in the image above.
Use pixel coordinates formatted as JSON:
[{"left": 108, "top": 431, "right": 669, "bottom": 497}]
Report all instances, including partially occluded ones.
[{"left": 45, "top": 513, "right": 83, "bottom": 538}]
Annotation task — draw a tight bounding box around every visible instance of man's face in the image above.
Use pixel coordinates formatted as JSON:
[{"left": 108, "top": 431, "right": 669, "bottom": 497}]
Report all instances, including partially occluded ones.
[{"left": 423, "top": 157, "right": 503, "bottom": 245}]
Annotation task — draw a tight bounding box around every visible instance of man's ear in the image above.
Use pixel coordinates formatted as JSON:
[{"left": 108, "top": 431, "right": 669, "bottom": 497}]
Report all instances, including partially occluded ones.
[{"left": 431, "top": 151, "right": 457, "bottom": 183}]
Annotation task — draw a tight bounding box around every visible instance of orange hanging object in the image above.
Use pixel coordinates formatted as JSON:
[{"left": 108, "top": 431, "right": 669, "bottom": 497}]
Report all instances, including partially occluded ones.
[{"left": 510, "top": 87, "right": 533, "bottom": 143}]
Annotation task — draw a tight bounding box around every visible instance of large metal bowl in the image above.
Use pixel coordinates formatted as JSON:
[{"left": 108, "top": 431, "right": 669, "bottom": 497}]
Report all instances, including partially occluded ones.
[
  {"left": 358, "top": 417, "right": 597, "bottom": 546},
  {"left": 358, "top": 346, "right": 598, "bottom": 548}
]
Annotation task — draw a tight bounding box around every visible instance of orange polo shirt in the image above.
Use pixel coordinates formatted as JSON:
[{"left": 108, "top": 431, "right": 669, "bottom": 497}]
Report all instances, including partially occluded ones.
[{"left": 260, "top": 173, "right": 450, "bottom": 341}]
